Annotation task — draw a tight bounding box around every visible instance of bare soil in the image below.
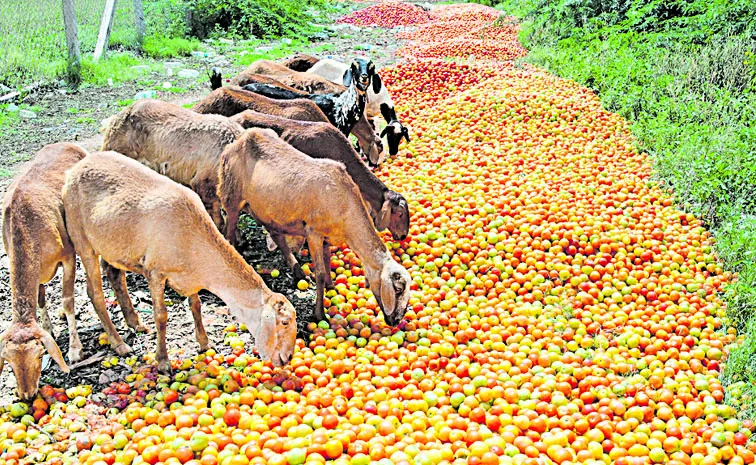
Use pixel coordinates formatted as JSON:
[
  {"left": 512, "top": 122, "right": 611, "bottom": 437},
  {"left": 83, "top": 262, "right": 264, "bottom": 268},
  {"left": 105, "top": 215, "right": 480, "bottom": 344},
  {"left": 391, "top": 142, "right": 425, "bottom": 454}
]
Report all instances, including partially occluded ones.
[{"left": 0, "top": 15, "right": 408, "bottom": 403}]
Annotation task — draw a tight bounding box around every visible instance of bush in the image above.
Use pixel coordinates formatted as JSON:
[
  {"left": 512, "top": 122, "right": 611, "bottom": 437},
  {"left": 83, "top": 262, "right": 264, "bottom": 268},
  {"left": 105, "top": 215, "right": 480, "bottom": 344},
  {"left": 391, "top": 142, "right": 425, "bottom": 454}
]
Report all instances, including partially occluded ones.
[{"left": 144, "top": 0, "right": 322, "bottom": 41}]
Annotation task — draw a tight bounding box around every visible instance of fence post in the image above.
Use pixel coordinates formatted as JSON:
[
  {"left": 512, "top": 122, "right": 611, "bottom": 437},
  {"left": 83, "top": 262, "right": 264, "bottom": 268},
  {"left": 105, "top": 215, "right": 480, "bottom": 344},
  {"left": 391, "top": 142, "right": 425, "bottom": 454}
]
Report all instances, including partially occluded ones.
[
  {"left": 61, "top": 0, "right": 81, "bottom": 85},
  {"left": 133, "top": 0, "right": 146, "bottom": 47},
  {"left": 93, "top": 0, "right": 118, "bottom": 62}
]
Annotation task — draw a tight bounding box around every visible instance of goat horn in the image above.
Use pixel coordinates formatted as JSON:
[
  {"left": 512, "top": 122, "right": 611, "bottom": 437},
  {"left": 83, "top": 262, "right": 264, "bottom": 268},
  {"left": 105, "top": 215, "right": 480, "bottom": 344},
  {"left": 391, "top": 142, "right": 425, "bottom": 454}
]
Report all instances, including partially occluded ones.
[{"left": 40, "top": 330, "right": 70, "bottom": 374}]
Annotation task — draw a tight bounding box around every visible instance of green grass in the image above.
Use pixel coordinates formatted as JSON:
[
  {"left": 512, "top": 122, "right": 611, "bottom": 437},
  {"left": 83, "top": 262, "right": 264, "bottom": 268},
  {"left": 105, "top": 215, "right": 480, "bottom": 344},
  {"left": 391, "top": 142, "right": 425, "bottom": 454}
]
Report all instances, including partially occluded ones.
[
  {"left": 80, "top": 53, "right": 153, "bottom": 86},
  {"left": 492, "top": 0, "right": 756, "bottom": 418},
  {"left": 142, "top": 35, "right": 202, "bottom": 59},
  {"left": 0, "top": 168, "right": 13, "bottom": 179}
]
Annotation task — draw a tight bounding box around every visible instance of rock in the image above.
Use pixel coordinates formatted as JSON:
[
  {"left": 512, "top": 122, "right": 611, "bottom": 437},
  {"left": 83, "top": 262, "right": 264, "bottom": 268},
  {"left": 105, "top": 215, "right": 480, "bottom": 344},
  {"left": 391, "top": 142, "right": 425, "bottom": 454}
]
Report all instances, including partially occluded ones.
[
  {"left": 134, "top": 90, "right": 156, "bottom": 100},
  {"left": 178, "top": 69, "right": 200, "bottom": 78},
  {"left": 19, "top": 109, "right": 36, "bottom": 119},
  {"left": 130, "top": 65, "right": 150, "bottom": 73},
  {"left": 308, "top": 32, "right": 330, "bottom": 41},
  {"left": 164, "top": 61, "right": 182, "bottom": 70},
  {"left": 162, "top": 82, "right": 172, "bottom": 89},
  {"left": 255, "top": 46, "right": 273, "bottom": 53},
  {"left": 191, "top": 51, "right": 215, "bottom": 58},
  {"left": 217, "top": 38, "right": 234, "bottom": 45},
  {"left": 5, "top": 103, "right": 19, "bottom": 113},
  {"left": 0, "top": 84, "right": 9, "bottom": 93},
  {"left": 281, "top": 38, "right": 293, "bottom": 45}
]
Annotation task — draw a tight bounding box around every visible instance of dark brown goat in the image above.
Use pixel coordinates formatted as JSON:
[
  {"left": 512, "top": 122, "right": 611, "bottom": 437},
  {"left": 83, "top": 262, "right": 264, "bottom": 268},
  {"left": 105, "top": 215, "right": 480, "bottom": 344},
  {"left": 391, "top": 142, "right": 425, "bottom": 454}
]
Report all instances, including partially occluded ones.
[{"left": 281, "top": 53, "right": 320, "bottom": 72}]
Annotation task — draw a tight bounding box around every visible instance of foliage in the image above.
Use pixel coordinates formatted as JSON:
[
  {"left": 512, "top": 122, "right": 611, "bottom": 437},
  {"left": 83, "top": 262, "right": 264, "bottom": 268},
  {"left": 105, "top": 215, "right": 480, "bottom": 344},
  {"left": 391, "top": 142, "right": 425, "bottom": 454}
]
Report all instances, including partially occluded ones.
[
  {"left": 145, "top": 0, "right": 326, "bottom": 41},
  {"left": 493, "top": 0, "right": 756, "bottom": 416}
]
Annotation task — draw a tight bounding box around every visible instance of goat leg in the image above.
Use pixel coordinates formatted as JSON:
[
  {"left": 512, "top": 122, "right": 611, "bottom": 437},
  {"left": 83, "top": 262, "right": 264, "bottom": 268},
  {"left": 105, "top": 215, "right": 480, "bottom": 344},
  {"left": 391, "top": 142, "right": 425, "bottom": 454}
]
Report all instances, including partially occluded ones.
[
  {"left": 37, "top": 284, "right": 54, "bottom": 337},
  {"left": 61, "top": 256, "right": 83, "bottom": 363},
  {"left": 147, "top": 274, "right": 171, "bottom": 375},
  {"left": 80, "top": 250, "right": 131, "bottom": 356},
  {"left": 307, "top": 233, "right": 327, "bottom": 321},
  {"left": 321, "top": 242, "right": 335, "bottom": 291},
  {"left": 223, "top": 205, "right": 241, "bottom": 249},
  {"left": 103, "top": 260, "right": 150, "bottom": 333},
  {"left": 188, "top": 294, "right": 211, "bottom": 352},
  {"left": 270, "top": 231, "right": 305, "bottom": 281}
]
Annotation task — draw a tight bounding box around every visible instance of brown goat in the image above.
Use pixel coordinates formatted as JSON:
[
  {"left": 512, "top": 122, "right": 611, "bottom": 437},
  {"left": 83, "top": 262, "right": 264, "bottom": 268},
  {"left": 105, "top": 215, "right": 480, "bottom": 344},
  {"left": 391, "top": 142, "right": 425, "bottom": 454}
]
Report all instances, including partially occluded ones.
[
  {"left": 196, "top": 85, "right": 383, "bottom": 165},
  {"left": 62, "top": 151, "right": 297, "bottom": 374},
  {"left": 0, "top": 143, "right": 147, "bottom": 400},
  {"left": 230, "top": 110, "right": 410, "bottom": 284},
  {"left": 232, "top": 60, "right": 341, "bottom": 94},
  {"left": 102, "top": 99, "right": 243, "bottom": 230},
  {"left": 218, "top": 128, "right": 411, "bottom": 325},
  {"left": 194, "top": 86, "right": 329, "bottom": 122},
  {"left": 281, "top": 53, "right": 320, "bottom": 72}
]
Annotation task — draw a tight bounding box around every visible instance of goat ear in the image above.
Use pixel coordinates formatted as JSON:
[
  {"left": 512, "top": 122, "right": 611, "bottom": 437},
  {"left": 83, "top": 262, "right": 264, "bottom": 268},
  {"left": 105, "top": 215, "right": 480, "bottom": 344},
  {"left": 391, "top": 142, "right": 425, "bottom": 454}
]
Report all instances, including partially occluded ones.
[
  {"left": 403, "top": 127, "right": 411, "bottom": 143},
  {"left": 380, "top": 126, "right": 390, "bottom": 138},
  {"left": 40, "top": 330, "right": 70, "bottom": 374},
  {"left": 342, "top": 68, "right": 353, "bottom": 87},
  {"left": 372, "top": 74, "right": 382, "bottom": 94},
  {"left": 254, "top": 306, "right": 278, "bottom": 362},
  {"left": 376, "top": 194, "right": 392, "bottom": 230}
]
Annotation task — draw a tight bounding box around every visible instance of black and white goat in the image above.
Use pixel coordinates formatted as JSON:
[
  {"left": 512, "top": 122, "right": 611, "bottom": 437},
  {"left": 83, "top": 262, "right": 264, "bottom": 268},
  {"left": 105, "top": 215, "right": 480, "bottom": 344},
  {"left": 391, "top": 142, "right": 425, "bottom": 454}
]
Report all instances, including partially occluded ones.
[
  {"left": 241, "top": 58, "right": 375, "bottom": 138},
  {"left": 308, "top": 58, "right": 410, "bottom": 156}
]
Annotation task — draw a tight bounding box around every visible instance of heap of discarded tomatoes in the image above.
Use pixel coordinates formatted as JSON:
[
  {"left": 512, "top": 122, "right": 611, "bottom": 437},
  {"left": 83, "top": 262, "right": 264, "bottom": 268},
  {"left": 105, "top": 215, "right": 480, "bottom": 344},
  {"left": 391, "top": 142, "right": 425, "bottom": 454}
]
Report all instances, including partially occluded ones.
[
  {"left": 1, "top": 3, "right": 752, "bottom": 465},
  {"left": 337, "top": 2, "right": 431, "bottom": 28}
]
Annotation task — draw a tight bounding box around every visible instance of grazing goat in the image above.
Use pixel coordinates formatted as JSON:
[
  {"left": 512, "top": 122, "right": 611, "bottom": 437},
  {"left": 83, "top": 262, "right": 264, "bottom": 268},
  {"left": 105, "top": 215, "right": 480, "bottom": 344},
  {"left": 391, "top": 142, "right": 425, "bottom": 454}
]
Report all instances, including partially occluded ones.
[
  {"left": 193, "top": 86, "right": 329, "bottom": 122},
  {"left": 241, "top": 58, "right": 374, "bottom": 138},
  {"left": 232, "top": 59, "right": 342, "bottom": 94},
  {"left": 218, "top": 128, "right": 411, "bottom": 325},
  {"left": 196, "top": 84, "right": 383, "bottom": 167},
  {"left": 63, "top": 151, "right": 297, "bottom": 374},
  {"left": 281, "top": 53, "right": 320, "bottom": 72},
  {"left": 230, "top": 111, "right": 411, "bottom": 286},
  {"left": 309, "top": 58, "right": 410, "bottom": 156},
  {"left": 102, "top": 99, "right": 243, "bottom": 231},
  {"left": 0, "top": 143, "right": 145, "bottom": 400}
]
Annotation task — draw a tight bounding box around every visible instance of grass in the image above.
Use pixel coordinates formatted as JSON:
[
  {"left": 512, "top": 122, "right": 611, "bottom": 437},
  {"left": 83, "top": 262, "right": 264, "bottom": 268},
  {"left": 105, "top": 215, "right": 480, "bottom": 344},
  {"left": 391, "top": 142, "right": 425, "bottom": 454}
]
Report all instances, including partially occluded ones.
[
  {"left": 492, "top": 0, "right": 756, "bottom": 418},
  {"left": 142, "top": 36, "right": 202, "bottom": 59}
]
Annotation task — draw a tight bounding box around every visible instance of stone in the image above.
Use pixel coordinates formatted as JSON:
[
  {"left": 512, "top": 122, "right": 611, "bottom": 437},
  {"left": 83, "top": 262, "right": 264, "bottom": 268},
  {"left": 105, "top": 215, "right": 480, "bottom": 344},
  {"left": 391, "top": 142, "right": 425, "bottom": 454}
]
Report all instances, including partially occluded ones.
[
  {"left": 5, "top": 103, "right": 19, "bottom": 113},
  {"left": 19, "top": 109, "right": 36, "bottom": 119},
  {"left": 163, "top": 61, "right": 182, "bottom": 70},
  {"left": 130, "top": 65, "right": 150, "bottom": 73},
  {"left": 178, "top": 69, "right": 200, "bottom": 78}
]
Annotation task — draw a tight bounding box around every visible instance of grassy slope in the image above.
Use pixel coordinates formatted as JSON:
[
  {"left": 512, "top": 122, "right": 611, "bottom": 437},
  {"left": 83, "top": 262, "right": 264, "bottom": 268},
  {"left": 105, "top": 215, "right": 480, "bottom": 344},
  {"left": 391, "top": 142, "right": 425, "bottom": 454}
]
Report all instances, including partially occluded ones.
[{"left": 490, "top": 0, "right": 756, "bottom": 416}]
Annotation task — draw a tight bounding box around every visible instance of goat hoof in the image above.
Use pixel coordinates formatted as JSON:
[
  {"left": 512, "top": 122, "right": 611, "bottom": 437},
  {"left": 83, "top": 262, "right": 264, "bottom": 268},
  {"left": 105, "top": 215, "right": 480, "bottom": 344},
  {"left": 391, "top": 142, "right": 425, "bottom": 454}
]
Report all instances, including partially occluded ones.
[
  {"left": 133, "top": 323, "right": 150, "bottom": 333},
  {"left": 68, "top": 347, "right": 84, "bottom": 363},
  {"left": 114, "top": 343, "right": 132, "bottom": 356},
  {"left": 158, "top": 363, "right": 173, "bottom": 376},
  {"left": 199, "top": 340, "right": 214, "bottom": 352},
  {"left": 292, "top": 267, "right": 306, "bottom": 281}
]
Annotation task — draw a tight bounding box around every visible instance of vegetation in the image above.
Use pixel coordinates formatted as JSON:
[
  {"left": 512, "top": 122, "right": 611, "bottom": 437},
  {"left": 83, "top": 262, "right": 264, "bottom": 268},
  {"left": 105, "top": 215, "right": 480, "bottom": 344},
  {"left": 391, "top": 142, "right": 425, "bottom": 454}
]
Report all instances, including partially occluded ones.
[{"left": 490, "top": 0, "right": 756, "bottom": 416}]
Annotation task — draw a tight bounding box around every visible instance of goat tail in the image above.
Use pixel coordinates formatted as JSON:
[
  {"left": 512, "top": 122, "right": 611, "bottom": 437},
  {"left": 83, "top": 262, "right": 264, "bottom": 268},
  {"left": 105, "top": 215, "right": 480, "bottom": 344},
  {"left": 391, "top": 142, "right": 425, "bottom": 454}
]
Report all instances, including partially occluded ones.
[{"left": 242, "top": 83, "right": 307, "bottom": 101}]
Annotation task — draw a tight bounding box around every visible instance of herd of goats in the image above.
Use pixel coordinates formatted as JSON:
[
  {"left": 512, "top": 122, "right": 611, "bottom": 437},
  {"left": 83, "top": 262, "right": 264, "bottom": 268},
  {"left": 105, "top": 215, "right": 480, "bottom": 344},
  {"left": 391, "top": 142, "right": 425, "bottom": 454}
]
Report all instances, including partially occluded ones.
[{"left": 0, "top": 54, "right": 416, "bottom": 401}]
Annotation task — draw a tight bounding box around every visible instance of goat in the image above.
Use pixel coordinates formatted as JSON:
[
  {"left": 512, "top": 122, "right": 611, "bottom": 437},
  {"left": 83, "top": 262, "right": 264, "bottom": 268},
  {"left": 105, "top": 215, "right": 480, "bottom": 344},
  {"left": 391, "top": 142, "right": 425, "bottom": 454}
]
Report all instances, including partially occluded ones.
[
  {"left": 218, "top": 128, "right": 411, "bottom": 325},
  {"left": 62, "top": 151, "right": 297, "bottom": 374},
  {"left": 102, "top": 99, "right": 243, "bottom": 232},
  {"left": 308, "top": 58, "right": 411, "bottom": 157},
  {"left": 241, "top": 58, "right": 374, "bottom": 139},
  {"left": 281, "top": 53, "right": 321, "bottom": 72},
  {"left": 0, "top": 143, "right": 146, "bottom": 400},
  {"left": 193, "top": 86, "right": 383, "bottom": 165},
  {"left": 230, "top": 111, "right": 411, "bottom": 286},
  {"left": 232, "top": 59, "right": 343, "bottom": 94}
]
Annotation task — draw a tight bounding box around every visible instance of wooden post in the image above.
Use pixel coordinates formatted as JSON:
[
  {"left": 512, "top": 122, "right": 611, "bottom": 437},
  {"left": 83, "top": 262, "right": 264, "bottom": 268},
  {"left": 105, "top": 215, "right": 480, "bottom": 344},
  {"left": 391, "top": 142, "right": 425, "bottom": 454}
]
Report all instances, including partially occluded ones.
[
  {"left": 133, "top": 0, "right": 146, "bottom": 46},
  {"left": 61, "top": 0, "right": 81, "bottom": 85},
  {"left": 93, "top": 0, "right": 118, "bottom": 62}
]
